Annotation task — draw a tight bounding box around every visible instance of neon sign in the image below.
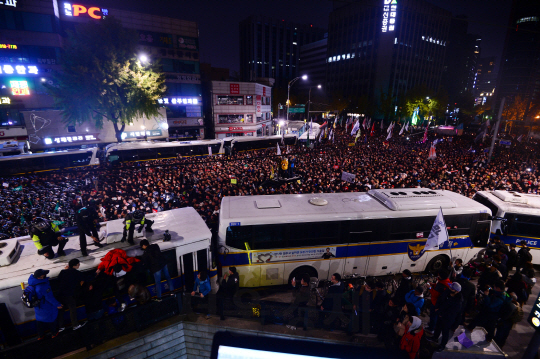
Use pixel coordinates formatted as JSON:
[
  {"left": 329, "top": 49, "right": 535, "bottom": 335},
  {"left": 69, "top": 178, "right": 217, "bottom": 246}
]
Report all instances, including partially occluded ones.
[
  {"left": 0, "top": 0, "right": 17, "bottom": 8},
  {"left": 63, "top": 3, "right": 108, "bottom": 19},
  {"left": 44, "top": 135, "right": 98, "bottom": 145},
  {"left": 0, "top": 64, "right": 39, "bottom": 75},
  {"left": 10, "top": 81, "right": 29, "bottom": 96},
  {"left": 382, "top": 0, "right": 397, "bottom": 33},
  {"left": 0, "top": 44, "right": 17, "bottom": 49},
  {"left": 158, "top": 97, "right": 199, "bottom": 105},
  {"left": 0, "top": 97, "right": 10, "bottom": 105}
]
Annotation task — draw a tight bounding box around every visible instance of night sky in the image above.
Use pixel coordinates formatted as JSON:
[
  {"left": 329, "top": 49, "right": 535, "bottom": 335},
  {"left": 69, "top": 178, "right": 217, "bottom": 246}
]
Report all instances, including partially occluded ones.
[{"left": 99, "top": 0, "right": 513, "bottom": 75}]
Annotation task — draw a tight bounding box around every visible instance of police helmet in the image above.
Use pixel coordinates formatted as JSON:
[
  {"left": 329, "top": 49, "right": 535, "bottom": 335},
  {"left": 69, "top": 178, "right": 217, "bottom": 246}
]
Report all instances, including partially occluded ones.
[
  {"left": 32, "top": 217, "right": 50, "bottom": 231},
  {"left": 132, "top": 210, "right": 144, "bottom": 221}
]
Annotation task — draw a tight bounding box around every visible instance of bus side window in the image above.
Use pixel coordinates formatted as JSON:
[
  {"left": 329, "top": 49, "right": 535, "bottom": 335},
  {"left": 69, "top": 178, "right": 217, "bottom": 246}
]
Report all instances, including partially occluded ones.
[
  {"left": 252, "top": 224, "right": 286, "bottom": 249},
  {"left": 226, "top": 226, "right": 253, "bottom": 250}
]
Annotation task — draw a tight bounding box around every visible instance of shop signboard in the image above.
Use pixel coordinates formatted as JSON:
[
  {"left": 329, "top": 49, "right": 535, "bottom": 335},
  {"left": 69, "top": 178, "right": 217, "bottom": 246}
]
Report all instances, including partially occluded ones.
[
  {"left": 230, "top": 83, "right": 240, "bottom": 94},
  {"left": 256, "top": 95, "right": 262, "bottom": 117}
]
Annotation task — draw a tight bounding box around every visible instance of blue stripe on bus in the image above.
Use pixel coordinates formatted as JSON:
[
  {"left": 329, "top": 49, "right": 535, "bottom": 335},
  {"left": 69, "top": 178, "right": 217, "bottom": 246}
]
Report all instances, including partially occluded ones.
[
  {"left": 218, "top": 237, "right": 472, "bottom": 267},
  {"left": 496, "top": 234, "right": 539, "bottom": 249}
]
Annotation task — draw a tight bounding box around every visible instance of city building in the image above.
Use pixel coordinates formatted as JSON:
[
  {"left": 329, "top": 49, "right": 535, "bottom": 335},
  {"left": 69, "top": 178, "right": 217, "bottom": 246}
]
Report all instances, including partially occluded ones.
[
  {"left": 211, "top": 81, "right": 272, "bottom": 138},
  {"left": 200, "top": 63, "right": 231, "bottom": 139},
  {"left": 474, "top": 56, "right": 496, "bottom": 105},
  {"left": 298, "top": 37, "right": 328, "bottom": 90},
  {"left": 442, "top": 16, "right": 481, "bottom": 104},
  {"left": 326, "top": 0, "right": 451, "bottom": 114},
  {"left": 497, "top": 0, "right": 540, "bottom": 116},
  {"left": 239, "top": 15, "right": 325, "bottom": 86},
  {"left": 0, "top": 0, "right": 202, "bottom": 149}
]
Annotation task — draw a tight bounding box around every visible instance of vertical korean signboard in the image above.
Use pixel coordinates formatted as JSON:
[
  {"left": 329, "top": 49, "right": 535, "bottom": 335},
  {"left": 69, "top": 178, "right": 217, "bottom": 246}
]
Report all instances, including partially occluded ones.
[
  {"left": 256, "top": 95, "right": 262, "bottom": 117},
  {"left": 382, "top": 0, "right": 397, "bottom": 33}
]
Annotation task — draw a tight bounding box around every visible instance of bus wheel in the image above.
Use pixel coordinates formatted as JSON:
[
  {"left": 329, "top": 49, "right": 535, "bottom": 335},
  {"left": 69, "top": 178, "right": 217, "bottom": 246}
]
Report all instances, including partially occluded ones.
[
  {"left": 426, "top": 255, "right": 449, "bottom": 273},
  {"left": 288, "top": 266, "right": 318, "bottom": 284}
]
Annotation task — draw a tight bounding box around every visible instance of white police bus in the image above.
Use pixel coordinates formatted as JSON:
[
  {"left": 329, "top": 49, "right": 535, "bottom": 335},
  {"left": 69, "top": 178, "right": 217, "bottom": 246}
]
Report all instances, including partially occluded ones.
[
  {"left": 0, "top": 207, "right": 214, "bottom": 340},
  {"left": 0, "top": 147, "right": 100, "bottom": 176},
  {"left": 104, "top": 139, "right": 225, "bottom": 163},
  {"left": 473, "top": 190, "right": 540, "bottom": 263},
  {"left": 217, "top": 188, "right": 492, "bottom": 287}
]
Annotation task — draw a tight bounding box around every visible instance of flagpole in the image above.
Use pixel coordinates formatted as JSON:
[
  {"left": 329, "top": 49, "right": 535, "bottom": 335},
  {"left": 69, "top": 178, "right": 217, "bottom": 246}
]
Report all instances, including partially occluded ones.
[{"left": 441, "top": 206, "right": 453, "bottom": 269}]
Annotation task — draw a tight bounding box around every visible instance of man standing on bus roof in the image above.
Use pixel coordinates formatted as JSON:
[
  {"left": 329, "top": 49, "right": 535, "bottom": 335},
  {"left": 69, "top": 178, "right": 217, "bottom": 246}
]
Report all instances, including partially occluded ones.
[
  {"left": 76, "top": 206, "right": 103, "bottom": 257},
  {"left": 121, "top": 210, "right": 153, "bottom": 245},
  {"left": 30, "top": 217, "right": 68, "bottom": 259}
]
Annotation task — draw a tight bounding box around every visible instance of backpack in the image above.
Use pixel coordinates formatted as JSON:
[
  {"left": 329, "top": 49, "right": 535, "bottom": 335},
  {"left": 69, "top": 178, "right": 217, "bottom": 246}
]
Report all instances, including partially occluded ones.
[{"left": 21, "top": 284, "right": 44, "bottom": 308}]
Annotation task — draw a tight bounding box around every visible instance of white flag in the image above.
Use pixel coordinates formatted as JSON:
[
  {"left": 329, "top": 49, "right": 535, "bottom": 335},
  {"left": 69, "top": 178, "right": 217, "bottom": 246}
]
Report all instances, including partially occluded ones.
[
  {"left": 424, "top": 208, "right": 448, "bottom": 251},
  {"left": 276, "top": 143, "right": 281, "bottom": 156},
  {"left": 399, "top": 123, "right": 405, "bottom": 135},
  {"left": 208, "top": 146, "right": 212, "bottom": 156},
  {"left": 405, "top": 122, "right": 409, "bottom": 132},
  {"left": 386, "top": 127, "right": 393, "bottom": 140},
  {"left": 387, "top": 122, "right": 393, "bottom": 133},
  {"left": 350, "top": 120, "right": 360, "bottom": 136}
]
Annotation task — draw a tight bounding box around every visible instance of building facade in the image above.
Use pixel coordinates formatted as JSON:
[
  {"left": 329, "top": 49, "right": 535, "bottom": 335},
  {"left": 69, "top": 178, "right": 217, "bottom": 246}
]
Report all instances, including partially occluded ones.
[
  {"left": 298, "top": 38, "right": 328, "bottom": 90},
  {"left": 326, "top": 0, "right": 451, "bottom": 111},
  {"left": 0, "top": 0, "right": 202, "bottom": 149},
  {"left": 212, "top": 81, "right": 272, "bottom": 139},
  {"left": 239, "top": 15, "right": 325, "bottom": 86},
  {"left": 497, "top": 0, "right": 540, "bottom": 113},
  {"left": 474, "top": 56, "right": 496, "bottom": 104}
]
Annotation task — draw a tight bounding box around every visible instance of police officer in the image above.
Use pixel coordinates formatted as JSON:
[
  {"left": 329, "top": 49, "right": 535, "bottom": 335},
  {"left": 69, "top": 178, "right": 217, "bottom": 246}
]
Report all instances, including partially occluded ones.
[
  {"left": 76, "top": 206, "right": 103, "bottom": 257},
  {"left": 218, "top": 267, "right": 239, "bottom": 320},
  {"left": 30, "top": 217, "right": 68, "bottom": 259},
  {"left": 121, "top": 210, "right": 153, "bottom": 245}
]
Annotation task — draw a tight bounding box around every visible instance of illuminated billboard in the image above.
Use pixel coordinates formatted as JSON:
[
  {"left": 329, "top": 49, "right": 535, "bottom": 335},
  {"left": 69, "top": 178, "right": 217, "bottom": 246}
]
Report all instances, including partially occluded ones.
[
  {"left": 63, "top": 3, "right": 108, "bottom": 19},
  {"left": 382, "top": 0, "right": 397, "bottom": 33},
  {"left": 10, "top": 81, "right": 29, "bottom": 96}
]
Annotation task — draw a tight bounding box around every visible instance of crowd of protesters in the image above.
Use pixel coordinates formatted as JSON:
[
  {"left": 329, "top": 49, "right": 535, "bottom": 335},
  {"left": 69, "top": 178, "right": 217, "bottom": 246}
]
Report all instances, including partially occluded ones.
[
  {"left": 0, "top": 124, "right": 538, "bottom": 240},
  {"left": 305, "top": 237, "right": 532, "bottom": 358}
]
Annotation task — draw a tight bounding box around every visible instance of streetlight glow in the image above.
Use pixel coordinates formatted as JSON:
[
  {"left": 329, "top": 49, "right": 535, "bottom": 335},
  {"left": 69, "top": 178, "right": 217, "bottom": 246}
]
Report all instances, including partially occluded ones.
[
  {"left": 317, "top": 84, "right": 322, "bottom": 89},
  {"left": 301, "top": 75, "right": 308, "bottom": 80},
  {"left": 139, "top": 54, "right": 148, "bottom": 63}
]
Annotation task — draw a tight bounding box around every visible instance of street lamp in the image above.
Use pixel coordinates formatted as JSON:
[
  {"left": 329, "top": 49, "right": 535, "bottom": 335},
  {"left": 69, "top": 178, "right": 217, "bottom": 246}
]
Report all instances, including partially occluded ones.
[
  {"left": 287, "top": 75, "right": 307, "bottom": 132},
  {"left": 307, "top": 85, "right": 322, "bottom": 123},
  {"left": 139, "top": 54, "right": 149, "bottom": 63}
]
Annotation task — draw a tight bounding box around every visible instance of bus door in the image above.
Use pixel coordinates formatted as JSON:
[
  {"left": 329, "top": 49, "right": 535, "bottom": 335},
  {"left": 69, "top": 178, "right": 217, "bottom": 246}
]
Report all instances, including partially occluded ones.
[{"left": 365, "top": 241, "right": 403, "bottom": 276}]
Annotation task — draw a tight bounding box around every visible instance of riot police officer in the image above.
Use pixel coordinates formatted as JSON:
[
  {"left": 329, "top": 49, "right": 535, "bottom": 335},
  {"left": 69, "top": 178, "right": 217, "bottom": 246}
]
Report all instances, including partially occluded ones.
[
  {"left": 76, "top": 206, "right": 104, "bottom": 257},
  {"left": 30, "top": 217, "right": 68, "bottom": 259},
  {"left": 121, "top": 210, "right": 153, "bottom": 245}
]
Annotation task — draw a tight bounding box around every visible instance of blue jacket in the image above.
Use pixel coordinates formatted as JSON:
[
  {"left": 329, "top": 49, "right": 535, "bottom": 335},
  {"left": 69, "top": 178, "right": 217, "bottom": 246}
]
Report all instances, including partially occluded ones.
[
  {"left": 28, "top": 274, "right": 61, "bottom": 323},
  {"left": 193, "top": 277, "right": 211, "bottom": 297},
  {"left": 405, "top": 290, "right": 424, "bottom": 315},
  {"left": 483, "top": 290, "right": 510, "bottom": 313}
]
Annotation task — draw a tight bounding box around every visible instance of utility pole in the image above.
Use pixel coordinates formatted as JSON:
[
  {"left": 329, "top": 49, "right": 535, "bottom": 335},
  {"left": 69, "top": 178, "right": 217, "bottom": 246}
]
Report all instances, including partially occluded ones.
[{"left": 488, "top": 97, "right": 505, "bottom": 164}]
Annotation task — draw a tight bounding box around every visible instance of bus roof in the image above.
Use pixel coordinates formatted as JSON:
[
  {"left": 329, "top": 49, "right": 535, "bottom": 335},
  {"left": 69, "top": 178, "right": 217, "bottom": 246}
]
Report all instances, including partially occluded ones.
[
  {"left": 220, "top": 188, "right": 490, "bottom": 226},
  {"left": 227, "top": 134, "right": 296, "bottom": 143},
  {"left": 0, "top": 148, "right": 96, "bottom": 161},
  {"left": 476, "top": 190, "right": 540, "bottom": 216},
  {"left": 298, "top": 123, "right": 321, "bottom": 140},
  {"left": 105, "top": 140, "right": 222, "bottom": 153},
  {"left": 0, "top": 207, "right": 211, "bottom": 290}
]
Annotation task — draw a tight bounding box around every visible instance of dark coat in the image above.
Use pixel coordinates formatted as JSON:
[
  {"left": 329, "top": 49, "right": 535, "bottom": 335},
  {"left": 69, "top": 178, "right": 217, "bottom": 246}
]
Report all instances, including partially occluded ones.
[
  {"left": 507, "top": 249, "right": 518, "bottom": 269},
  {"left": 221, "top": 273, "right": 239, "bottom": 298},
  {"left": 58, "top": 268, "right": 85, "bottom": 298},
  {"left": 394, "top": 277, "right": 413, "bottom": 305},
  {"left": 141, "top": 244, "right": 167, "bottom": 273},
  {"left": 435, "top": 289, "right": 463, "bottom": 327},
  {"left": 322, "top": 282, "right": 343, "bottom": 311},
  {"left": 455, "top": 276, "right": 476, "bottom": 313}
]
